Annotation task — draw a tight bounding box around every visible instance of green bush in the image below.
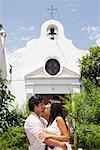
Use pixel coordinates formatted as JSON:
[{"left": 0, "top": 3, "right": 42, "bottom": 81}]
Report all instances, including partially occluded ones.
[
  {"left": 77, "top": 124, "right": 100, "bottom": 150},
  {"left": 0, "top": 71, "right": 29, "bottom": 134},
  {"left": 72, "top": 87, "right": 100, "bottom": 149},
  {"left": 79, "top": 46, "right": 100, "bottom": 88},
  {"left": 74, "top": 87, "right": 100, "bottom": 125},
  {"left": 0, "top": 126, "right": 28, "bottom": 150},
  {"left": 0, "top": 72, "right": 19, "bottom": 133}
]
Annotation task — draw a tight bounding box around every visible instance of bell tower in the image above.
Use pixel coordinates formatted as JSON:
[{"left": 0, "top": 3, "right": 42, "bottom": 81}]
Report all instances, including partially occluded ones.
[
  {"left": 47, "top": 24, "right": 58, "bottom": 40},
  {"left": 0, "top": 24, "right": 6, "bottom": 47}
]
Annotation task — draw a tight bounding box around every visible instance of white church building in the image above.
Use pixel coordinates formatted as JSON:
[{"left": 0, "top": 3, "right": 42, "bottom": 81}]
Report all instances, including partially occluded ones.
[
  {"left": 1, "top": 19, "right": 88, "bottom": 108},
  {"left": 0, "top": 24, "right": 10, "bottom": 80}
]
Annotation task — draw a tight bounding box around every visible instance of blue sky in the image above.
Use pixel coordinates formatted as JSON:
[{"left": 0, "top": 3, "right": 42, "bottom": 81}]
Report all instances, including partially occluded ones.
[{"left": 0, "top": 0, "right": 100, "bottom": 53}]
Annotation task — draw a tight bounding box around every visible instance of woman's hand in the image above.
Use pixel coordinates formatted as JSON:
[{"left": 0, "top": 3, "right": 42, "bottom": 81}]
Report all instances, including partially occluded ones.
[
  {"left": 61, "top": 143, "right": 67, "bottom": 150},
  {"left": 38, "top": 132, "right": 51, "bottom": 140}
]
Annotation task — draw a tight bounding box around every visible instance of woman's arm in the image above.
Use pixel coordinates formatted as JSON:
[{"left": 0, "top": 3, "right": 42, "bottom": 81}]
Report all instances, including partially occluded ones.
[
  {"left": 44, "top": 138, "right": 67, "bottom": 150},
  {"left": 38, "top": 132, "right": 67, "bottom": 150},
  {"left": 46, "top": 116, "right": 70, "bottom": 142}
]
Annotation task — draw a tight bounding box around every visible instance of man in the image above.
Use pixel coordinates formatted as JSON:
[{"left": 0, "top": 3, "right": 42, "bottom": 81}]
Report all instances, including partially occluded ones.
[
  {"left": 42, "top": 100, "right": 51, "bottom": 121},
  {"left": 24, "top": 94, "right": 67, "bottom": 150}
]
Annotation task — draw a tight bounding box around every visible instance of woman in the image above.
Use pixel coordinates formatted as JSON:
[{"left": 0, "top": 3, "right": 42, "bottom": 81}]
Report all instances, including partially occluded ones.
[{"left": 43, "top": 99, "right": 73, "bottom": 150}]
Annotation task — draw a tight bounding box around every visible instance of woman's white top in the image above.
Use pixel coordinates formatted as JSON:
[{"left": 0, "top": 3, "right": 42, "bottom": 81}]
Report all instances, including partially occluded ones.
[
  {"left": 45, "top": 119, "right": 72, "bottom": 150},
  {"left": 45, "top": 119, "right": 61, "bottom": 135}
]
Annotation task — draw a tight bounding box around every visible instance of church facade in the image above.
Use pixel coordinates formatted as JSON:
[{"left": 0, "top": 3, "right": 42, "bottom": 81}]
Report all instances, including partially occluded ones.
[{"left": 8, "top": 19, "right": 87, "bottom": 107}]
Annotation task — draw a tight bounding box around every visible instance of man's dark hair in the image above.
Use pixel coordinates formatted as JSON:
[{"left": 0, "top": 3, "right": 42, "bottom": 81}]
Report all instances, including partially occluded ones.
[{"left": 28, "top": 94, "right": 43, "bottom": 111}]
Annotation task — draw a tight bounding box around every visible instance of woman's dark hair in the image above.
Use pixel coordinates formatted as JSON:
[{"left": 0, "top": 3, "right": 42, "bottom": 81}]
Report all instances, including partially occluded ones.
[
  {"left": 48, "top": 99, "right": 67, "bottom": 126},
  {"left": 28, "top": 94, "right": 43, "bottom": 111},
  {"left": 45, "top": 99, "right": 68, "bottom": 150}
]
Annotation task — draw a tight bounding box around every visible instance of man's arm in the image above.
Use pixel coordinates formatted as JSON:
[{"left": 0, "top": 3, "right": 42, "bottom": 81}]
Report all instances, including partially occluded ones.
[
  {"left": 44, "top": 138, "right": 67, "bottom": 150},
  {"left": 25, "top": 117, "right": 66, "bottom": 149},
  {"left": 46, "top": 117, "right": 69, "bottom": 142},
  {"left": 38, "top": 132, "right": 67, "bottom": 149}
]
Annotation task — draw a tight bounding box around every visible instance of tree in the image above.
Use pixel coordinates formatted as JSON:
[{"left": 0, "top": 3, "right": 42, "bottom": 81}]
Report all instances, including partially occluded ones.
[
  {"left": 79, "top": 46, "right": 100, "bottom": 88},
  {"left": 0, "top": 72, "right": 29, "bottom": 149},
  {"left": 72, "top": 46, "right": 100, "bottom": 149},
  {"left": 73, "top": 87, "right": 100, "bottom": 149},
  {"left": 0, "top": 72, "right": 18, "bottom": 133},
  {"left": 63, "top": 47, "right": 100, "bottom": 149}
]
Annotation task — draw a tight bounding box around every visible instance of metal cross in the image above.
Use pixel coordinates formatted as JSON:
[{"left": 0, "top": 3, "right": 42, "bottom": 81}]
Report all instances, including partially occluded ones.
[{"left": 47, "top": 5, "right": 58, "bottom": 18}]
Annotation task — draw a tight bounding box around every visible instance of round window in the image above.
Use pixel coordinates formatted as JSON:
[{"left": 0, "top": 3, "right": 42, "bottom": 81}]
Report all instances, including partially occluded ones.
[{"left": 45, "top": 59, "right": 60, "bottom": 75}]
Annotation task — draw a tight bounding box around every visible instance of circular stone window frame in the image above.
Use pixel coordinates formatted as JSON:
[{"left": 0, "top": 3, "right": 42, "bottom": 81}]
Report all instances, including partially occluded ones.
[{"left": 45, "top": 58, "right": 60, "bottom": 76}]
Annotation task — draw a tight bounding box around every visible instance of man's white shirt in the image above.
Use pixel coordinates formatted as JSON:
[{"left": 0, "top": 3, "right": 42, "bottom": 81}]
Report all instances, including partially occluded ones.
[{"left": 24, "top": 112, "right": 47, "bottom": 150}]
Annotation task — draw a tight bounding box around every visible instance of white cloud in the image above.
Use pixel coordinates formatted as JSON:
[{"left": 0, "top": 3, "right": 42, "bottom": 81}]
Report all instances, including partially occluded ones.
[
  {"left": 10, "top": 32, "right": 16, "bottom": 36},
  {"left": 20, "top": 36, "right": 31, "bottom": 41},
  {"left": 9, "top": 24, "right": 35, "bottom": 42},
  {"left": 82, "top": 25, "right": 100, "bottom": 40},
  {"left": 19, "top": 26, "right": 26, "bottom": 30},
  {"left": 69, "top": 3, "right": 73, "bottom": 7},
  {"left": 19, "top": 26, "right": 35, "bottom": 32},
  {"left": 7, "top": 23, "right": 35, "bottom": 53},
  {"left": 28, "top": 26, "right": 34, "bottom": 31},
  {"left": 71, "top": 8, "right": 77, "bottom": 12},
  {"left": 14, "top": 24, "right": 35, "bottom": 33},
  {"left": 96, "top": 38, "right": 100, "bottom": 46}
]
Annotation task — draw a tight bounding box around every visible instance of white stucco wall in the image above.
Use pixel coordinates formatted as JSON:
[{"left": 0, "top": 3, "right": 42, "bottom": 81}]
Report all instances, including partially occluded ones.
[{"left": 8, "top": 19, "right": 87, "bottom": 107}]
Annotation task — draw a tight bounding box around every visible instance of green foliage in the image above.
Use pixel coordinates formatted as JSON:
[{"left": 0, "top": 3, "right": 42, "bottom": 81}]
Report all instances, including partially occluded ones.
[
  {"left": 61, "top": 94, "right": 75, "bottom": 144},
  {"left": 61, "top": 94, "right": 72, "bottom": 114},
  {"left": 0, "top": 71, "right": 29, "bottom": 148},
  {"left": 72, "top": 46, "right": 100, "bottom": 149},
  {"left": 79, "top": 46, "right": 100, "bottom": 88},
  {"left": 0, "top": 72, "right": 16, "bottom": 133},
  {"left": 77, "top": 124, "right": 100, "bottom": 150},
  {"left": 73, "top": 86, "right": 100, "bottom": 149},
  {"left": 0, "top": 72, "right": 29, "bottom": 134},
  {"left": 74, "top": 87, "right": 100, "bottom": 125},
  {"left": 63, "top": 47, "right": 100, "bottom": 149},
  {"left": 0, "top": 94, "right": 30, "bottom": 149},
  {"left": 23, "top": 99, "right": 30, "bottom": 118},
  {"left": 61, "top": 94, "right": 74, "bottom": 125},
  {"left": 0, "top": 126, "right": 28, "bottom": 150}
]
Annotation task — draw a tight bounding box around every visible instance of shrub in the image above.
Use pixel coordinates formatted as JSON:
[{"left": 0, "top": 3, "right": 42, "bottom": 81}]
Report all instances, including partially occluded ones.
[
  {"left": 73, "top": 87, "right": 100, "bottom": 149},
  {"left": 0, "top": 72, "right": 16, "bottom": 133},
  {"left": 0, "top": 126, "right": 28, "bottom": 150},
  {"left": 0, "top": 71, "right": 29, "bottom": 134},
  {"left": 79, "top": 46, "right": 100, "bottom": 88},
  {"left": 77, "top": 124, "right": 100, "bottom": 150},
  {"left": 73, "top": 87, "right": 100, "bottom": 125}
]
